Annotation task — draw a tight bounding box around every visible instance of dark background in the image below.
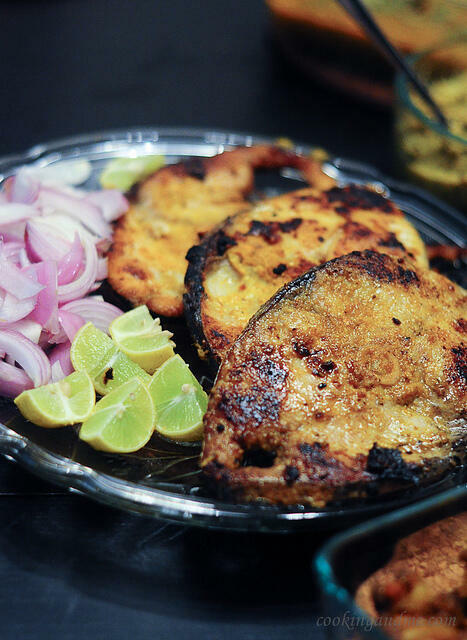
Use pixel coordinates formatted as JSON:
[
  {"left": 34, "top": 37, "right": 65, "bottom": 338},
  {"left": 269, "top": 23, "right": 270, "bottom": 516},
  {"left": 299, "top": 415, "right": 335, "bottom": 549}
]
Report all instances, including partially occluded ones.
[
  {"left": 0, "top": 1, "right": 394, "bottom": 638},
  {"left": 0, "top": 0, "right": 392, "bottom": 168}
]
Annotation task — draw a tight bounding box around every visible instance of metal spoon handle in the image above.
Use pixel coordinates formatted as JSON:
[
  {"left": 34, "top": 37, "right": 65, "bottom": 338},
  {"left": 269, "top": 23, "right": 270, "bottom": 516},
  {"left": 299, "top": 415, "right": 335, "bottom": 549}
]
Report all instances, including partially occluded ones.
[{"left": 336, "top": 0, "right": 448, "bottom": 127}]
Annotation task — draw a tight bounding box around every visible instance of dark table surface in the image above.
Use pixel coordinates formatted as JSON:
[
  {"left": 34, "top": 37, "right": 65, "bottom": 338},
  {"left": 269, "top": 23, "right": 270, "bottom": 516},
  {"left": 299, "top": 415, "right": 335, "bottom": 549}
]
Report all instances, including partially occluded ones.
[{"left": 0, "top": 1, "right": 396, "bottom": 638}]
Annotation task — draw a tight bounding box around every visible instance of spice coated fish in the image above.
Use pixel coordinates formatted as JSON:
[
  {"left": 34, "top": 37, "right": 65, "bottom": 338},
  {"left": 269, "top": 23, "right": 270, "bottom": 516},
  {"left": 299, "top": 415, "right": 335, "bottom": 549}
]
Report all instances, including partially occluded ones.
[
  {"left": 184, "top": 185, "right": 429, "bottom": 366},
  {"left": 201, "top": 251, "right": 466, "bottom": 506},
  {"left": 108, "top": 144, "right": 334, "bottom": 317}
]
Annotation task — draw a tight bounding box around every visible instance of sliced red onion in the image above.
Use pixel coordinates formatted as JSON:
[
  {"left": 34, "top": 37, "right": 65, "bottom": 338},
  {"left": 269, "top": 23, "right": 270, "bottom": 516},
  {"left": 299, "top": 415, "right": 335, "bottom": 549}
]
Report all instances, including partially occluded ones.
[
  {"left": 0, "top": 248, "right": 44, "bottom": 300},
  {"left": 46, "top": 183, "right": 86, "bottom": 198},
  {"left": 2, "top": 177, "right": 14, "bottom": 199},
  {"left": 2, "top": 241, "right": 25, "bottom": 265},
  {"left": 38, "top": 186, "right": 112, "bottom": 239},
  {"left": 50, "top": 360, "right": 66, "bottom": 382},
  {"left": 0, "top": 360, "right": 34, "bottom": 397},
  {"left": 0, "top": 162, "right": 131, "bottom": 398},
  {"left": 49, "top": 341, "right": 73, "bottom": 380},
  {"left": 0, "top": 231, "right": 23, "bottom": 243},
  {"left": 57, "top": 309, "right": 85, "bottom": 342},
  {"left": 0, "top": 223, "right": 27, "bottom": 240},
  {"left": 0, "top": 203, "right": 40, "bottom": 226},
  {"left": 3, "top": 240, "right": 25, "bottom": 254},
  {"left": 95, "top": 237, "right": 111, "bottom": 255},
  {"left": 61, "top": 297, "right": 122, "bottom": 333},
  {"left": 57, "top": 234, "right": 97, "bottom": 303},
  {"left": 27, "top": 261, "right": 59, "bottom": 334},
  {"left": 86, "top": 190, "right": 129, "bottom": 222},
  {"left": 25, "top": 160, "right": 92, "bottom": 186},
  {"left": 0, "top": 292, "right": 36, "bottom": 323},
  {"left": 18, "top": 248, "right": 30, "bottom": 268},
  {"left": 6, "top": 169, "right": 39, "bottom": 204},
  {"left": 88, "top": 281, "right": 103, "bottom": 293},
  {"left": 40, "top": 213, "right": 97, "bottom": 247},
  {"left": 25, "top": 218, "right": 71, "bottom": 263},
  {"left": 38, "top": 329, "right": 57, "bottom": 349},
  {"left": 0, "top": 329, "right": 51, "bottom": 387},
  {"left": 57, "top": 233, "right": 84, "bottom": 285},
  {"left": 4, "top": 319, "right": 42, "bottom": 343},
  {"left": 96, "top": 257, "right": 108, "bottom": 281},
  {"left": 46, "top": 327, "right": 67, "bottom": 345}
]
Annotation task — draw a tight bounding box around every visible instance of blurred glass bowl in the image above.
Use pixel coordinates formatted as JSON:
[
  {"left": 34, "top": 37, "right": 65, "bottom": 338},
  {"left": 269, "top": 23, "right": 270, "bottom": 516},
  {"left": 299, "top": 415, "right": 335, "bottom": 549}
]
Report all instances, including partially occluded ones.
[
  {"left": 313, "top": 485, "right": 467, "bottom": 640},
  {"left": 395, "top": 35, "right": 467, "bottom": 211},
  {"left": 267, "top": 1, "right": 467, "bottom": 105}
]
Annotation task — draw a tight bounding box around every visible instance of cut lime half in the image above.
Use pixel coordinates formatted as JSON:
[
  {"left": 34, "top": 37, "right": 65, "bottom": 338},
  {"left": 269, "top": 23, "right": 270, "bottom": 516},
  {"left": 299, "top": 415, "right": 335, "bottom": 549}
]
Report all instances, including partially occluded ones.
[
  {"left": 14, "top": 371, "right": 95, "bottom": 428},
  {"left": 79, "top": 377, "right": 155, "bottom": 453},
  {"left": 109, "top": 305, "right": 175, "bottom": 374},
  {"left": 148, "top": 355, "right": 208, "bottom": 442},
  {"left": 71, "top": 322, "right": 151, "bottom": 395}
]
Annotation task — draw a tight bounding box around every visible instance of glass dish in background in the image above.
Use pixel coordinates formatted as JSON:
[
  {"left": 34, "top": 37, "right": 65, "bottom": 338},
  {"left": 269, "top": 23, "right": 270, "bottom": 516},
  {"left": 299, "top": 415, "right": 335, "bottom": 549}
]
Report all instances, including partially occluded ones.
[
  {"left": 266, "top": 0, "right": 467, "bottom": 105},
  {"left": 395, "top": 36, "right": 467, "bottom": 211},
  {"left": 313, "top": 485, "right": 467, "bottom": 640}
]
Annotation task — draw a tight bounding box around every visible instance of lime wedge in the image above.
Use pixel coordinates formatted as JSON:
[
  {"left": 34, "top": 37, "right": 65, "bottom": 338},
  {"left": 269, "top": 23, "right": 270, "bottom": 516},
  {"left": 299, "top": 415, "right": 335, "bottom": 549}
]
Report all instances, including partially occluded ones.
[
  {"left": 99, "top": 155, "right": 165, "bottom": 192},
  {"left": 14, "top": 371, "right": 95, "bottom": 428},
  {"left": 71, "top": 322, "right": 151, "bottom": 395},
  {"left": 148, "top": 355, "right": 208, "bottom": 442},
  {"left": 70, "top": 322, "right": 114, "bottom": 371},
  {"left": 109, "top": 305, "right": 175, "bottom": 374},
  {"left": 79, "top": 377, "right": 154, "bottom": 453}
]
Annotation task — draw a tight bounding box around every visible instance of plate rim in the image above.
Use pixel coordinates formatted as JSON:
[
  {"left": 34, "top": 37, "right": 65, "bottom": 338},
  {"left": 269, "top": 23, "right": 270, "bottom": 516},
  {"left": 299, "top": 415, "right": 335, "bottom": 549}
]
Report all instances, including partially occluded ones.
[
  {"left": 0, "top": 126, "right": 465, "bottom": 532},
  {"left": 1, "top": 421, "right": 463, "bottom": 533}
]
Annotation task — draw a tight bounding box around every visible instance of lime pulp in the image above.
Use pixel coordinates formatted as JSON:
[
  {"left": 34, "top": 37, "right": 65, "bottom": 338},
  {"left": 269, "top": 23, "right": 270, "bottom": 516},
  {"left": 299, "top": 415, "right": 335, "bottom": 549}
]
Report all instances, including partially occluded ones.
[
  {"left": 14, "top": 371, "right": 95, "bottom": 428},
  {"left": 148, "top": 355, "right": 208, "bottom": 442},
  {"left": 79, "top": 377, "right": 155, "bottom": 453}
]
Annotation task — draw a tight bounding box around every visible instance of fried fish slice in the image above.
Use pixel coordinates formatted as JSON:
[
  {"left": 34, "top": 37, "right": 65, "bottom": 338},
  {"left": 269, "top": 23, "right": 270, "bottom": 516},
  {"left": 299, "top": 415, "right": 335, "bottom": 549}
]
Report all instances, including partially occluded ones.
[
  {"left": 201, "top": 251, "right": 466, "bottom": 507},
  {"left": 184, "top": 185, "right": 429, "bottom": 365},
  {"left": 107, "top": 145, "right": 334, "bottom": 317}
]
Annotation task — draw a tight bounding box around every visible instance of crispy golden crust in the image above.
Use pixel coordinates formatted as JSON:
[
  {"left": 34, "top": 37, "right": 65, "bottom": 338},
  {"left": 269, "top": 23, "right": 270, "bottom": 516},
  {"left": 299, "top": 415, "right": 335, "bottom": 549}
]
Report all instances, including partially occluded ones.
[
  {"left": 356, "top": 515, "right": 467, "bottom": 640},
  {"left": 201, "top": 251, "right": 466, "bottom": 506},
  {"left": 184, "top": 185, "right": 429, "bottom": 365},
  {"left": 107, "top": 145, "right": 334, "bottom": 317}
]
